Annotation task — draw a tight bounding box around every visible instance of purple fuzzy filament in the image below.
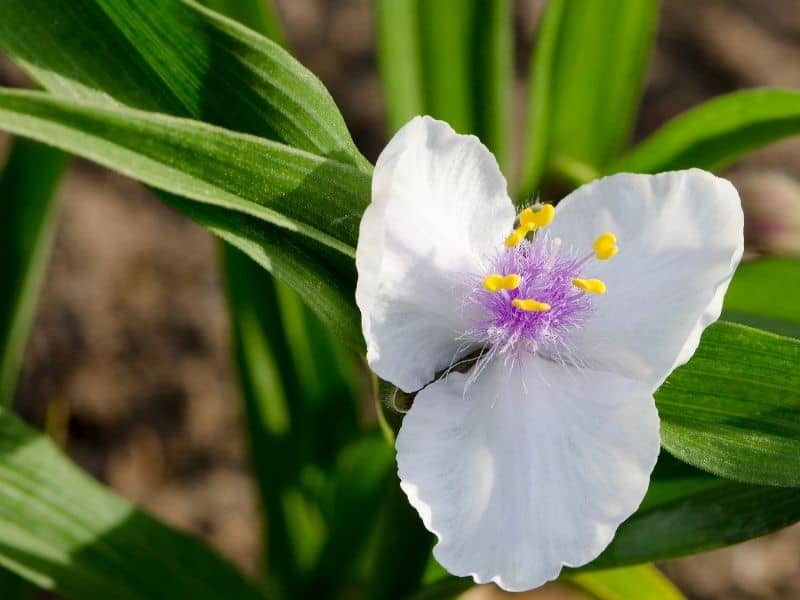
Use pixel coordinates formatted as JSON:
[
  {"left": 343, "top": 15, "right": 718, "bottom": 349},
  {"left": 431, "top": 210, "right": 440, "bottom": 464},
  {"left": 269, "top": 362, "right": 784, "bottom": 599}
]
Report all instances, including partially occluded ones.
[{"left": 467, "top": 233, "right": 594, "bottom": 354}]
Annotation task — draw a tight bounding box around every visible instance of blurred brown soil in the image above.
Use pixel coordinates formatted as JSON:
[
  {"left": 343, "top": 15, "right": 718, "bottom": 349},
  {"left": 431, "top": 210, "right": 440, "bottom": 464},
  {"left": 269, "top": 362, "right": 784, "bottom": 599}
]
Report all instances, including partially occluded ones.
[{"left": 3, "top": 0, "right": 800, "bottom": 598}]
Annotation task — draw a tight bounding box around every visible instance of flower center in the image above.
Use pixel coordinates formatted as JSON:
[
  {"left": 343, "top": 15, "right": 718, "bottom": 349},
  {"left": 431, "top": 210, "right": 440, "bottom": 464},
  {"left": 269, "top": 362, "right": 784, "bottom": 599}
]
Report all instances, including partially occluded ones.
[{"left": 467, "top": 205, "right": 616, "bottom": 356}]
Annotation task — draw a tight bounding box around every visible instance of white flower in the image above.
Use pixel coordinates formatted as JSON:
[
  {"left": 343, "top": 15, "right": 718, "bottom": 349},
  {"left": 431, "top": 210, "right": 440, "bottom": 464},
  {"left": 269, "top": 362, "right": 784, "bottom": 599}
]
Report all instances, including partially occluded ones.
[{"left": 355, "top": 116, "right": 743, "bottom": 591}]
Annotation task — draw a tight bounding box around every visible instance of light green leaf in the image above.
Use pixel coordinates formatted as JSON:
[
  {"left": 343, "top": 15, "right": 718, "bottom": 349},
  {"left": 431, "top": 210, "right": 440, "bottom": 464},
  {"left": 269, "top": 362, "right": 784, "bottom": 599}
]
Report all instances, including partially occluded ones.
[
  {"left": 375, "top": 0, "right": 425, "bottom": 135},
  {"left": 585, "top": 453, "right": 800, "bottom": 570},
  {"left": 565, "top": 565, "right": 684, "bottom": 600},
  {"left": 0, "top": 88, "right": 370, "bottom": 258},
  {"left": 522, "top": 0, "right": 658, "bottom": 196},
  {"left": 656, "top": 322, "right": 800, "bottom": 487},
  {"left": 418, "top": 0, "right": 476, "bottom": 136},
  {"left": 0, "top": 408, "right": 263, "bottom": 599},
  {"left": 612, "top": 89, "right": 800, "bottom": 174},
  {"left": 0, "top": 0, "right": 368, "bottom": 171},
  {"left": 0, "top": 139, "right": 68, "bottom": 407},
  {"left": 723, "top": 258, "right": 800, "bottom": 337}
]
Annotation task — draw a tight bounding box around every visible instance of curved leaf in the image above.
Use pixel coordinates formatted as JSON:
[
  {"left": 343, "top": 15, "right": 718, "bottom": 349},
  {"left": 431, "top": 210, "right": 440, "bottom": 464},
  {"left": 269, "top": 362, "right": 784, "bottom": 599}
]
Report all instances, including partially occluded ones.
[
  {"left": 0, "top": 0, "right": 368, "bottom": 170},
  {"left": 585, "top": 453, "right": 800, "bottom": 570},
  {"left": 0, "top": 408, "right": 263, "bottom": 599},
  {"left": 565, "top": 565, "right": 684, "bottom": 600},
  {"left": 612, "top": 89, "right": 800, "bottom": 174},
  {"left": 656, "top": 322, "right": 800, "bottom": 487},
  {"left": 0, "top": 88, "right": 370, "bottom": 258}
]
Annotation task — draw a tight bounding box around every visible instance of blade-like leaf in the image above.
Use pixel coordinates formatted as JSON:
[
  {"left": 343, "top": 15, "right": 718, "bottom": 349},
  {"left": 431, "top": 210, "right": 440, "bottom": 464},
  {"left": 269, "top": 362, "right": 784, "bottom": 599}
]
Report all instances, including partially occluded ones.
[
  {"left": 417, "top": 0, "right": 476, "bottom": 136},
  {"left": 375, "top": 0, "right": 425, "bottom": 135},
  {"left": 584, "top": 453, "right": 800, "bottom": 570},
  {"left": 612, "top": 89, "right": 800, "bottom": 174},
  {"left": 202, "top": 0, "right": 286, "bottom": 47},
  {"left": 0, "top": 138, "right": 68, "bottom": 407},
  {"left": 0, "top": 0, "right": 368, "bottom": 171},
  {"left": 171, "top": 197, "right": 363, "bottom": 351},
  {"left": 656, "top": 322, "right": 800, "bottom": 487},
  {"left": 565, "top": 565, "right": 684, "bottom": 600},
  {"left": 0, "top": 408, "right": 263, "bottom": 599},
  {"left": 723, "top": 258, "right": 800, "bottom": 337},
  {"left": 521, "top": 0, "right": 658, "bottom": 196},
  {"left": 0, "top": 88, "right": 370, "bottom": 258}
]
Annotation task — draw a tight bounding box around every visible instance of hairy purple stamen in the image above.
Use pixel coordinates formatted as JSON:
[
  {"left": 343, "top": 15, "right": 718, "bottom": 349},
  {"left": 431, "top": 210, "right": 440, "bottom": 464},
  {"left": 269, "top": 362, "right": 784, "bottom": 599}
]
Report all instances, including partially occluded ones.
[{"left": 467, "top": 233, "right": 594, "bottom": 354}]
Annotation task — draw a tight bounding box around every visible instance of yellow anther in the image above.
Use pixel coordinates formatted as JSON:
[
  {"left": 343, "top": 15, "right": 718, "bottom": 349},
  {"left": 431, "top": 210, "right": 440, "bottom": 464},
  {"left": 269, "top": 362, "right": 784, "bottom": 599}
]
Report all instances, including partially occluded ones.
[
  {"left": 592, "top": 232, "right": 618, "bottom": 260},
  {"left": 505, "top": 227, "right": 527, "bottom": 247},
  {"left": 512, "top": 298, "right": 551, "bottom": 312},
  {"left": 572, "top": 278, "right": 607, "bottom": 295},
  {"left": 483, "top": 273, "right": 521, "bottom": 292},
  {"left": 519, "top": 204, "right": 555, "bottom": 231}
]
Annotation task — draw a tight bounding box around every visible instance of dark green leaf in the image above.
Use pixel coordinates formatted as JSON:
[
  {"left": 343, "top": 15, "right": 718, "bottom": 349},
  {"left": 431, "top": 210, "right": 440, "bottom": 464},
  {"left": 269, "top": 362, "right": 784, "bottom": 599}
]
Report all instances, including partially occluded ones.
[
  {"left": 0, "top": 0, "right": 368, "bottom": 170},
  {"left": 656, "top": 322, "right": 800, "bottom": 487},
  {"left": 0, "top": 408, "right": 263, "bottom": 599},
  {"left": 0, "top": 139, "right": 68, "bottom": 407},
  {"left": 612, "top": 89, "right": 800, "bottom": 174},
  {"left": 585, "top": 453, "right": 800, "bottom": 570},
  {"left": 202, "top": 0, "right": 286, "bottom": 46},
  {"left": 522, "top": 0, "right": 658, "bottom": 196}
]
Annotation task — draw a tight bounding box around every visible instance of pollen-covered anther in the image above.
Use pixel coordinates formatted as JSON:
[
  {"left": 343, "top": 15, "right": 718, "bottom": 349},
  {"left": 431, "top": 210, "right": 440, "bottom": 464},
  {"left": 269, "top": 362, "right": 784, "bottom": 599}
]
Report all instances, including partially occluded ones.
[
  {"left": 519, "top": 204, "right": 555, "bottom": 231},
  {"left": 572, "top": 278, "right": 607, "bottom": 295},
  {"left": 483, "top": 273, "right": 521, "bottom": 292},
  {"left": 512, "top": 298, "right": 551, "bottom": 312},
  {"left": 504, "top": 227, "right": 527, "bottom": 247},
  {"left": 592, "top": 232, "right": 618, "bottom": 260}
]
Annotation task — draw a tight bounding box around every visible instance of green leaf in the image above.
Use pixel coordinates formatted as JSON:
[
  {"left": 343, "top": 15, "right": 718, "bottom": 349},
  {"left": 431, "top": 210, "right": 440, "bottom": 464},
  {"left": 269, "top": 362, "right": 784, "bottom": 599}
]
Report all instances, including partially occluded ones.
[
  {"left": 417, "top": 0, "right": 476, "bottom": 136},
  {"left": 202, "top": 0, "right": 286, "bottom": 46},
  {"left": 0, "top": 88, "right": 370, "bottom": 258},
  {"left": 565, "top": 565, "right": 684, "bottom": 600},
  {"left": 522, "top": 0, "right": 658, "bottom": 196},
  {"left": 585, "top": 453, "right": 800, "bottom": 570},
  {"left": 612, "top": 89, "right": 800, "bottom": 174},
  {"left": 173, "top": 197, "right": 363, "bottom": 351},
  {"left": 0, "top": 0, "right": 368, "bottom": 171},
  {"left": 0, "top": 139, "right": 68, "bottom": 407},
  {"left": 656, "top": 322, "right": 800, "bottom": 487},
  {"left": 406, "top": 578, "right": 473, "bottom": 600},
  {"left": 0, "top": 408, "right": 263, "bottom": 599},
  {"left": 470, "top": 0, "right": 513, "bottom": 170},
  {"left": 723, "top": 258, "right": 800, "bottom": 337},
  {"left": 374, "top": 0, "right": 425, "bottom": 135}
]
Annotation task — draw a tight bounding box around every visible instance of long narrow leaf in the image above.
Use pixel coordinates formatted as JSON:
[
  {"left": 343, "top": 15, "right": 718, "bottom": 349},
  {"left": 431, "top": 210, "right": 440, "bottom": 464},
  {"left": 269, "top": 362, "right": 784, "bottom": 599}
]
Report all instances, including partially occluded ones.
[
  {"left": 0, "top": 139, "right": 68, "bottom": 407},
  {"left": 0, "top": 408, "right": 263, "bottom": 599},
  {"left": 521, "top": 0, "right": 658, "bottom": 196},
  {"left": 0, "top": 89, "right": 370, "bottom": 258},
  {"left": 0, "top": 0, "right": 368, "bottom": 171},
  {"left": 585, "top": 453, "right": 800, "bottom": 570},
  {"left": 656, "top": 322, "right": 800, "bottom": 487},
  {"left": 375, "top": 0, "right": 425, "bottom": 135},
  {"left": 612, "top": 89, "right": 800, "bottom": 174},
  {"left": 565, "top": 565, "right": 684, "bottom": 600},
  {"left": 202, "top": 0, "right": 286, "bottom": 46}
]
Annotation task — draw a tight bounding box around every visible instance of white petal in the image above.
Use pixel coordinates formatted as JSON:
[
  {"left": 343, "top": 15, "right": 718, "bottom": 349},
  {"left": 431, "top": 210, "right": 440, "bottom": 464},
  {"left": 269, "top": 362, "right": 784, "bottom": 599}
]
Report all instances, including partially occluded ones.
[
  {"left": 396, "top": 354, "right": 659, "bottom": 592},
  {"left": 356, "top": 116, "right": 515, "bottom": 392},
  {"left": 547, "top": 169, "right": 743, "bottom": 389}
]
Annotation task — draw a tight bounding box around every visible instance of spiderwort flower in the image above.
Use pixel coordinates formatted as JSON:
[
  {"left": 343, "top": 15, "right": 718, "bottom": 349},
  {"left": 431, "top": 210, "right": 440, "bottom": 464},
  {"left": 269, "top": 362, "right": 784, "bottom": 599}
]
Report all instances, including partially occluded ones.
[{"left": 355, "top": 117, "right": 743, "bottom": 591}]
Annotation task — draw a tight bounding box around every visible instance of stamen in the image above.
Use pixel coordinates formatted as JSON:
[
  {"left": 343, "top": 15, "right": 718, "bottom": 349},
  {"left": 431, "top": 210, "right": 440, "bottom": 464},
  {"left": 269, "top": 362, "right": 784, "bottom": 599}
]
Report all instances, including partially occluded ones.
[
  {"left": 519, "top": 204, "right": 555, "bottom": 231},
  {"left": 512, "top": 298, "right": 551, "bottom": 312},
  {"left": 483, "top": 273, "right": 521, "bottom": 292},
  {"left": 592, "top": 232, "right": 618, "bottom": 260},
  {"left": 505, "top": 227, "right": 527, "bottom": 247},
  {"left": 572, "top": 278, "right": 606, "bottom": 295}
]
